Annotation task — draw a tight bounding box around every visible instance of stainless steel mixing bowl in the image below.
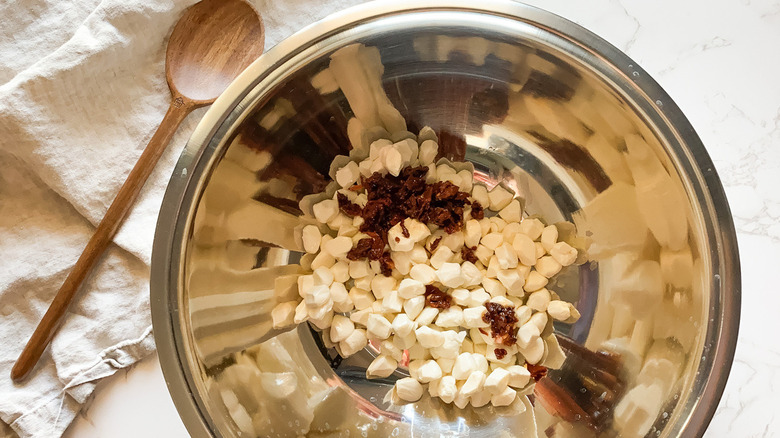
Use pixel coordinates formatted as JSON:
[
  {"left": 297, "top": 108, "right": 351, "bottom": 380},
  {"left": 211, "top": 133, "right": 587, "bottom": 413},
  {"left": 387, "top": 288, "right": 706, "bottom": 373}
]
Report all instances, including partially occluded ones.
[{"left": 150, "top": 1, "right": 740, "bottom": 437}]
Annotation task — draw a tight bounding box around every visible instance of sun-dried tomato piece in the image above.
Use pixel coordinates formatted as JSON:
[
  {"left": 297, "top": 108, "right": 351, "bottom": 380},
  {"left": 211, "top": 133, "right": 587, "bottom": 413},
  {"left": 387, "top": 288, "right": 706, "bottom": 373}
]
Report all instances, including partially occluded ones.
[
  {"left": 527, "top": 363, "right": 548, "bottom": 382},
  {"left": 482, "top": 302, "right": 519, "bottom": 346},
  {"left": 340, "top": 165, "right": 473, "bottom": 276},
  {"left": 400, "top": 220, "right": 410, "bottom": 238},
  {"left": 461, "top": 246, "right": 478, "bottom": 263},
  {"left": 347, "top": 237, "right": 373, "bottom": 260},
  {"left": 471, "top": 200, "right": 485, "bottom": 219},
  {"left": 346, "top": 232, "right": 384, "bottom": 261},
  {"left": 429, "top": 237, "right": 442, "bottom": 253},
  {"left": 494, "top": 348, "right": 508, "bottom": 360},
  {"left": 424, "top": 284, "right": 452, "bottom": 309},
  {"left": 379, "top": 252, "right": 395, "bottom": 276},
  {"left": 432, "top": 181, "right": 460, "bottom": 199},
  {"left": 337, "top": 192, "right": 362, "bottom": 217}
]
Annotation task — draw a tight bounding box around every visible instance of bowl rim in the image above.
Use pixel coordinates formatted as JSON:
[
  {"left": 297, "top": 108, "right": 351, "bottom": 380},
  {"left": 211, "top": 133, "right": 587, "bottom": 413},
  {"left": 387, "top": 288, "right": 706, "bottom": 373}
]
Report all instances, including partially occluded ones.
[{"left": 150, "top": 1, "right": 741, "bottom": 437}]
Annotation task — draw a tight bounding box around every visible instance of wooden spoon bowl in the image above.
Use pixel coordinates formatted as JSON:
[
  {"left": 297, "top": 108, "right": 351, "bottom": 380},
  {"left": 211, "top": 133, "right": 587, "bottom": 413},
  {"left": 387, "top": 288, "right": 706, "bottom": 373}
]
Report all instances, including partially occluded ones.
[{"left": 168, "top": 0, "right": 265, "bottom": 105}]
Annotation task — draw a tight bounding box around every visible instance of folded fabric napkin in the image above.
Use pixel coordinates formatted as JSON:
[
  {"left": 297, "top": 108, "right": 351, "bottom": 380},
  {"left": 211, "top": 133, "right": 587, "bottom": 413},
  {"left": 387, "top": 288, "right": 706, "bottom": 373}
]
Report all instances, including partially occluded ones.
[{"left": 0, "top": 0, "right": 361, "bottom": 436}]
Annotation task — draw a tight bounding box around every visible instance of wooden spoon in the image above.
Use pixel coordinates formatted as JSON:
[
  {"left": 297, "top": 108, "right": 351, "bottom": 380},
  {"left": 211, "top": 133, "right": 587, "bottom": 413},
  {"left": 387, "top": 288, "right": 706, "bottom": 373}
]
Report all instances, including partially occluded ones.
[{"left": 11, "top": 0, "right": 265, "bottom": 382}]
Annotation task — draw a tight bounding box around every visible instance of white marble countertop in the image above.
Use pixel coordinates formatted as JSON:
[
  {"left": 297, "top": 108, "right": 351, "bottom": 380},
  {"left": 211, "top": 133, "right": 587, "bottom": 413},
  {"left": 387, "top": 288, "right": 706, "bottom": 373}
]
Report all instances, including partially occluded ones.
[{"left": 63, "top": 0, "right": 780, "bottom": 436}]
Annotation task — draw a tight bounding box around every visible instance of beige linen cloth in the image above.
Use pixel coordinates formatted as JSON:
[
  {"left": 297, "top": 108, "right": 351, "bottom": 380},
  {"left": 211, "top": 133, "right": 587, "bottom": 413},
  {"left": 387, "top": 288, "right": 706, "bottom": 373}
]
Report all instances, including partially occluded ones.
[{"left": 0, "top": 0, "right": 361, "bottom": 436}]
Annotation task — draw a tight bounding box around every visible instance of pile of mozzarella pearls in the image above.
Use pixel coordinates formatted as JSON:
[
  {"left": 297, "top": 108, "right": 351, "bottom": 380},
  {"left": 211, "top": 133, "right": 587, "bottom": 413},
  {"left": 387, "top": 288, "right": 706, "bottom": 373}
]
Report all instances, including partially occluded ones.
[{"left": 272, "top": 126, "right": 582, "bottom": 409}]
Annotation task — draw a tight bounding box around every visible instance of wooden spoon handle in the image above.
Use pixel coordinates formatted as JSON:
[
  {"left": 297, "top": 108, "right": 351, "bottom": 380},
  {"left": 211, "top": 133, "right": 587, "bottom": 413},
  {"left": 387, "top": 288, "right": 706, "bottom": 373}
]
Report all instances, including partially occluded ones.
[{"left": 11, "top": 96, "right": 193, "bottom": 383}]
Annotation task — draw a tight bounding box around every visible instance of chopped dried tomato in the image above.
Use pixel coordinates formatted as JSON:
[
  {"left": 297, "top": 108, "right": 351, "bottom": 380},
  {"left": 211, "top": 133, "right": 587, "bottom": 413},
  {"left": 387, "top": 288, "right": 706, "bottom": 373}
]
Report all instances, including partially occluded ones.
[
  {"left": 337, "top": 192, "right": 362, "bottom": 216},
  {"left": 471, "top": 200, "right": 485, "bottom": 219},
  {"left": 429, "top": 237, "right": 442, "bottom": 253},
  {"left": 378, "top": 252, "right": 395, "bottom": 276},
  {"left": 400, "top": 220, "right": 410, "bottom": 238},
  {"left": 342, "top": 165, "right": 473, "bottom": 276},
  {"left": 494, "top": 348, "right": 508, "bottom": 360},
  {"left": 527, "top": 363, "right": 548, "bottom": 382},
  {"left": 482, "top": 302, "right": 518, "bottom": 346},
  {"left": 346, "top": 232, "right": 384, "bottom": 261},
  {"left": 461, "top": 246, "right": 478, "bottom": 263},
  {"left": 424, "top": 284, "right": 452, "bottom": 309}
]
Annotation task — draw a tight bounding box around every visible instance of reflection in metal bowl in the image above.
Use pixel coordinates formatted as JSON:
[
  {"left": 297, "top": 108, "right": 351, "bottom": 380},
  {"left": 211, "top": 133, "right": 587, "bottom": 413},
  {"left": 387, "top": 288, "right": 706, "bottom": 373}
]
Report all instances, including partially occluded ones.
[{"left": 151, "top": 1, "right": 739, "bottom": 437}]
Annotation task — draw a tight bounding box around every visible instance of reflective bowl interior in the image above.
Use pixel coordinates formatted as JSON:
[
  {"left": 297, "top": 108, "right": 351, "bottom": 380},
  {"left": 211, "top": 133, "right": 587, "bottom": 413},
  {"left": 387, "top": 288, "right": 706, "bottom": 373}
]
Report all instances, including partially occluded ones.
[{"left": 151, "top": 3, "right": 739, "bottom": 438}]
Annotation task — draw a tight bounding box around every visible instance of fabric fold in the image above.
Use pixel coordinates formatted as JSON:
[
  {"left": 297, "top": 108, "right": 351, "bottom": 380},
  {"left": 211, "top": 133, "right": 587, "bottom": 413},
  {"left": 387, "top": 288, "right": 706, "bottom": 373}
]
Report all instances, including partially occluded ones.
[{"left": 0, "top": 0, "right": 365, "bottom": 436}]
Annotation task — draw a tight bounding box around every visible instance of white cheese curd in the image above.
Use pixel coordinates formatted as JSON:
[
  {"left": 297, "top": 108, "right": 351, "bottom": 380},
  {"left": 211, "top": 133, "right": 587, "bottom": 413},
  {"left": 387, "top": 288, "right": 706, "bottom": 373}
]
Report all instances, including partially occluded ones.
[
  {"left": 393, "top": 331, "right": 417, "bottom": 350},
  {"left": 329, "top": 314, "right": 355, "bottom": 343},
  {"left": 382, "top": 290, "right": 404, "bottom": 313},
  {"left": 367, "top": 354, "right": 398, "bottom": 378},
  {"left": 395, "top": 377, "right": 424, "bottom": 402},
  {"left": 535, "top": 255, "right": 562, "bottom": 278},
  {"left": 305, "top": 285, "right": 331, "bottom": 307},
  {"left": 463, "top": 306, "right": 489, "bottom": 328},
  {"left": 415, "top": 307, "right": 439, "bottom": 326},
  {"left": 526, "top": 288, "right": 551, "bottom": 312},
  {"left": 312, "top": 199, "right": 339, "bottom": 223},
  {"left": 348, "top": 287, "right": 374, "bottom": 311},
  {"left": 409, "top": 264, "right": 437, "bottom": 284},
  {"left": 506, "top": 365, "right": 532, "bottom": 388},
  {"left": 293, "top": 301, "right": 309, "bottom": 324},
  {"left": 469, "top": 390, "right": 491, "bottom": 408},
  {"left": 391, "top": 313, "right": 416, "bottom": 336},
  {"left": 366, "top": 314, "right": 393, "bottom": 340},
  {"left": 484, "top": 367, "right": 511, "bottom": 394},
  {"left": 516, "top": 321, "right": 541, "bottom": 348},
  {"left": 437, "top": 262, "right": 465, "bottom": 288},
  {"left": 514, "top": 305, "right": 532, "bottom": 326},
  {"left": 519, "top": 336, "right": 545, "bottom": 364},
  {"left": 370, "top": 275, "right": 396, "bottom": 299},
  {"left": 403, "top": 295, "right": 426, "bottom": 320},
  {"left": 523, "top": 270, "right": 548, "bottom": 292},
  {"left": 460, "top": 262, "right": 482, "bottom": 287},
  {"left": 437, "top": 376, "right": 458, "bottom": 403},
  {"left": 452, "top": 352, "right": 477, "bottom": 379},
  {"left": 339, "top": 328, "right": 368, "bottom": 356},
  {"left": 290, "top": 132, "right": 586, "bottom": 410},
  {"left": 480, "top": 232, "right": 503, "bottom": 250},
  {"left": 437, "top": 357, "right": 455, "bottom": 374},
  {"left": 335, "top": 160, "right": 361, "bottom": 188},
  {"left": 348, "top": 259, "right": 371, "bottom": 278},
  {"left": 450, "top": 288, "right": 471, "bottom": 306},
  {"left": 430, "top": 246, "right": 455, "bottom": 269},
  {"left": 549, "top": 241, "right": 578, "bottom": 266},
  {"left": 518, "top": 217, "right": 544, "bottom": 240},
  {"left": 330, "top": 261, "right": 350, "bottom": 283},
  {"left": 540, "top": 225, "right": 558, "bottom": 251},
  {"left": 497, "top": 269, "right": 525, "bottom": 294},
  {"left": 417, "top": 360, "right": 443, "bottom": 383},
  {"left": 461, "top": 370, "right": 488, "bottom": 398},
  {"left": 467, "top": 288, "right": 491, "bottom": 307},
  {"left": 415, "top": 325, "right": 445, "bottom": 348},
  {"left": 271, "top": 301, "right": 297, "bottom": 328},
  {"left": 435, "top": 306, "right": 464, "bottom": 328},
  {"left": 495, "top": 242, "right": 519, "bottom": 269},
  {"left": 390, "top": 251, "right": 413, "bottom": 276},
  {"left": 301, "top": 225, "right": 322, "bottom": 254},
  {"left": 529, "top": 311, "right": 549, "bottom": 333},
  {"left": 498, "top": 199, "right": 522, "bottom": 222},
  {"left": 512, "top": 233, "right": 537, "bottom": 266},
  {"left": 491, "top": 386, "right": 517, "bottom": 407},
  {"left": 312, "top": 266, "right": 334, "bottom": 286},
  {"left": 547, "top": 300, "right": 574, "bottom": 321}
]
